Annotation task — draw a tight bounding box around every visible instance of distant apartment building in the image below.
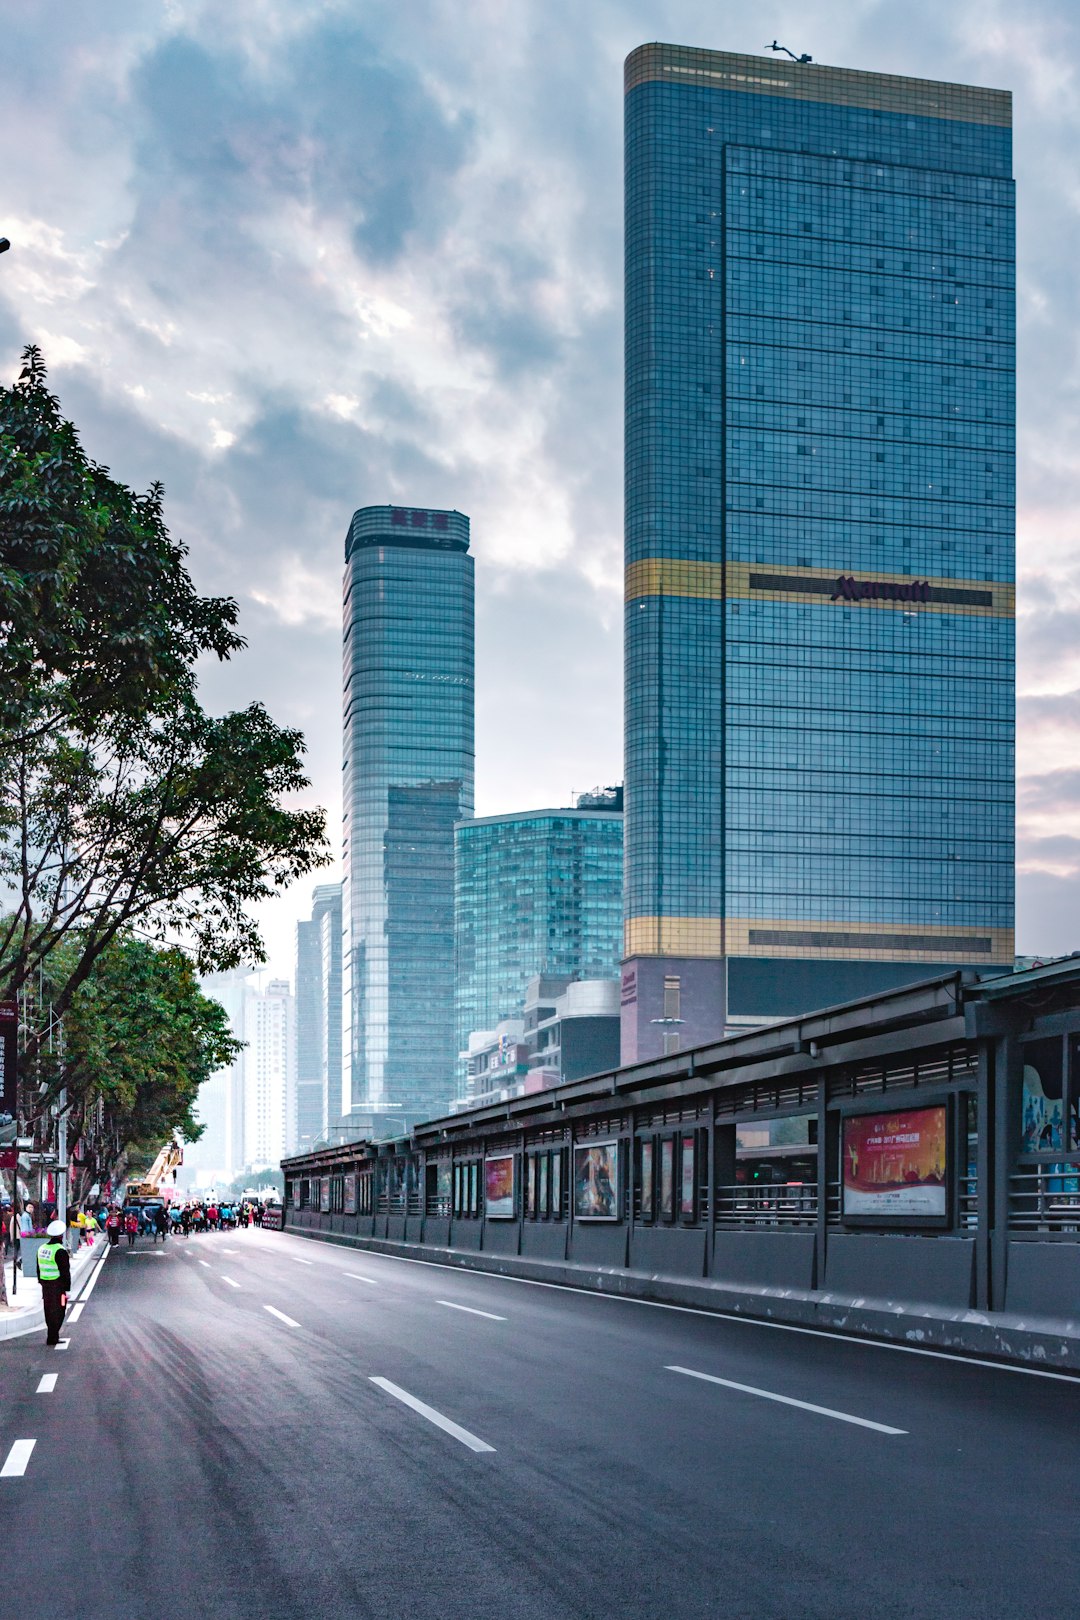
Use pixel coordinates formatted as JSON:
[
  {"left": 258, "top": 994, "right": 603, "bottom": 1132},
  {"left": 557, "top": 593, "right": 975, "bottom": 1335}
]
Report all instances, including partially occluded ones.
[
  {"left": 454, "top": 791, "right": 623, "bottom": 1093},
  {"left": 185, "top": 969, "right": 250, "bottom": 1187},
  {"left": 242, "top": 978, "right": 295, "bottom": 1171},
  {"left": 294, "top": 883, "right": 342, "bottom": 1152},
  {"left": 342, "top": 505, "right": 474, "bottom": 1126}
]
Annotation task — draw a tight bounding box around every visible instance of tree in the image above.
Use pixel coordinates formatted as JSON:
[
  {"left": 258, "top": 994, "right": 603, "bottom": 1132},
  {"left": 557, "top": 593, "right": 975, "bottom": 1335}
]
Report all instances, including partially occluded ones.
[
  {"left": 0, "top": 932, "right": 240, "bottom": 1304},
  {"left": 0, "top": 349, "right": 329, "bottom": 1056}
]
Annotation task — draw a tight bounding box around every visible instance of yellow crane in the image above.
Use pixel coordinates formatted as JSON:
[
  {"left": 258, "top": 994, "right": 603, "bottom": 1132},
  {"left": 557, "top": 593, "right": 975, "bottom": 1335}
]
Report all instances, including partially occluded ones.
[{"left": 125, "top": 1140, "right": 184, "bottom": 1201}]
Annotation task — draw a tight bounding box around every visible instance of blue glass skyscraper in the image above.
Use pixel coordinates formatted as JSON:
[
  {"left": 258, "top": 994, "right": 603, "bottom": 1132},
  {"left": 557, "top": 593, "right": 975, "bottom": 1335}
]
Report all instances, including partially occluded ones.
[
  {"left": 622, "top": 46, "right": 1015, "bottom": 1062},
  {"left": 342, "top": 505, "right": 474, "bottom": 1122},
  {"left": 454, "top": 800, "right": 624, "bottom": 1076}
]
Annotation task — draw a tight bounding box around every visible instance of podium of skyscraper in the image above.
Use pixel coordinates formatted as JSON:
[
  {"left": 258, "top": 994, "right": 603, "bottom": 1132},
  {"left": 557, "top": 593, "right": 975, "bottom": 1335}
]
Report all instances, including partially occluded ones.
[
  {"left": 622, "top": 45, "right": 1015, "bottom": 1063},
  {"left": 342, "top": 506, "right": 474, "bottom": 1124}
]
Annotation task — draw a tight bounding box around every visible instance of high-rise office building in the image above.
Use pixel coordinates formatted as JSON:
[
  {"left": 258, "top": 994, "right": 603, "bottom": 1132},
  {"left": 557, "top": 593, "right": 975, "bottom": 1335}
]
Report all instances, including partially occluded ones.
[
  {"left": 623, "top": 45, "right": 1015, "bottom": 1063},
  {"left": 294, "top": 883, "right": 342, "bottom": 1152},
  {"left": 454, "top": 795, "right": 624, "bottom": 1082},
  {"left": 343, "top": 505, "right": 474, "bottom": 1123}
]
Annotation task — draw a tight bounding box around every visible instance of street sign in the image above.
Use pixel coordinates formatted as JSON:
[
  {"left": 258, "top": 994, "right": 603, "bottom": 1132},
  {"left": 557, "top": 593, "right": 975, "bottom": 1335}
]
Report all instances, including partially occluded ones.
[
  {"left": 0, "top": 1002, "right": 16, "bottom": 1118},
  {"left": 15, "top": 1138, "right": 32, "bottom": 1150}
]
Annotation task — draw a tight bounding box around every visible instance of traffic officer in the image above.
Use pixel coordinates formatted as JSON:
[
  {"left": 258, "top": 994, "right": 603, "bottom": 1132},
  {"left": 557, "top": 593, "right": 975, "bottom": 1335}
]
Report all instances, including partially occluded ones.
[{"left": 37, "top": 1219, "right": 71, "bottom": 1347}]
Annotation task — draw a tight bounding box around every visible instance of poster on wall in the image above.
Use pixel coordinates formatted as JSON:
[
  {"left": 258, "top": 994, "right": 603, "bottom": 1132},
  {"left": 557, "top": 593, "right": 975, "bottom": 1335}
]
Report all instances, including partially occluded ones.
[
  {"left": 485, "top": 1154, "right": 516, "bottom": 1218},
  {"left": 539, "top": 1153, "right": 549, "bottom": 1217},
  {"left": 659, "top": 1138, "right": 674, "bottom": 1220},
  {"left": 843, "top": 1105, "right": 948, "bottom": 1220},
  {"left": 640, "top": 1139, "right": 654, "bottom": 1219},
  {"left": 573, "top": 1140, "right": 619, "bottom": 1220},
  {"left": 680, "top": 1134, "right": 696, "bottom": 1219},
  {"left": 551, "top": 1151, "right": 562, "bottom": 1218},
  {"left": 344, "top": 1176, "right": 357, "bottom": 1215}
]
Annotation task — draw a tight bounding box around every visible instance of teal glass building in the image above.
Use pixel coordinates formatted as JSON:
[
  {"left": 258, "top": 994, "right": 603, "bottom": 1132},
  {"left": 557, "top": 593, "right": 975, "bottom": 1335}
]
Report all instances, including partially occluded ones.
[
  {"left": 622, "top": 46, "right": 1015, "bottom": 1063},
  {"left": 342, "top": 506, "right": 474, "bottom": 1122},
  {"left": 454, "top": 804, "right": 624, "bottom": 1077}
]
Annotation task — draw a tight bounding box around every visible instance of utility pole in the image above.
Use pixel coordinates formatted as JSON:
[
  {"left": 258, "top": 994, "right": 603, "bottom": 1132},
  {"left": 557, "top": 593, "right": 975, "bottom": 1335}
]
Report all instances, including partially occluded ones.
[{"left": 56, "top": 1088, "right": 68, "bottom": 1238}]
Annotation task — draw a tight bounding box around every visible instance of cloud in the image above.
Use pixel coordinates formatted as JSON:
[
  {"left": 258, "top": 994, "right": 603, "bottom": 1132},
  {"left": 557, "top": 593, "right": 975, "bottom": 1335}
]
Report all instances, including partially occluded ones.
[{"left": 1018, "top": 769, "right": 1080, "bottom": 814}]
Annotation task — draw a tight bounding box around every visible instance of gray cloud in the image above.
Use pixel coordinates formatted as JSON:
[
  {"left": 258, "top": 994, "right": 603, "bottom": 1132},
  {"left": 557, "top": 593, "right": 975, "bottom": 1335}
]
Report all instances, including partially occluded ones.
[{"left": 1018, "top": 769, "right": 1080, "bottom": 813}]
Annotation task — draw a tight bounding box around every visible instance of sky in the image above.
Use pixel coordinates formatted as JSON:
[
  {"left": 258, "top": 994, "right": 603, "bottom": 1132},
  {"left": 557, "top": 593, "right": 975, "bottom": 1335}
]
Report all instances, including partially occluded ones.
[{"left": 1, "top": 0, "right": 1078, "bottom": 978}]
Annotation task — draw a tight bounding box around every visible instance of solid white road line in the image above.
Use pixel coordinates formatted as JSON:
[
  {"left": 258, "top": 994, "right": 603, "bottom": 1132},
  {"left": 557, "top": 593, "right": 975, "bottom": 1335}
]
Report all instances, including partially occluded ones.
[
  {"left": 369, "top": 1377, "right": 495, "bottom": 1453},
  {"left": 0, "top": 1441, "right": 36, "bottom": 1477},
  {"left": 55, "top": 1339, "right": 70, "bottom": 1351},
  {"left": 666, "top": 1365, "right": 907, "bottom": 1435},
  {"left": 263, "top": 1305, "right": 300, "bottom": 1328},
  {"left": 336, "top": 1248, "right": 1080, "bottom": 1387},
  {"left": 72, "top": 1244, "right": 111, "bottom": 1305},
  {"left": 221, "top": 1248, "right": 240, "bottom": 1255},
  {"left": 437, "top": 1300, "right": 506, "bottom": 1322},
  {"left": 126, "top": 1250, "right": 168, "bottom": 1256},
  {"left": 67, "top": 1302, "right": 85, "bottom": 1324},
  {"left": 36, "top": 1374, "right": 58, "bottom": 1394},
  {"left": 290, "top": 1257, "right": 313, "bottom": 1266},
  {"left": 221, "top": 1277, "right": 241, "bottom": 1289},
  {"left": 344, "top": 1272, "right": 379, "bottom": 1286},
  {"left": 198, "top": 1261, "right": 211, "bottom": 1269}
]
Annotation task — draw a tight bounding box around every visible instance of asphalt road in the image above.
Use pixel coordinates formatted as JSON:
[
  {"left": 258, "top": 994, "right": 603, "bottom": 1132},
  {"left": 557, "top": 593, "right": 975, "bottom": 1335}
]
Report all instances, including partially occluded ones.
[{"left": 1, "top": 1225, "right": 1077, "bottom": 1620}]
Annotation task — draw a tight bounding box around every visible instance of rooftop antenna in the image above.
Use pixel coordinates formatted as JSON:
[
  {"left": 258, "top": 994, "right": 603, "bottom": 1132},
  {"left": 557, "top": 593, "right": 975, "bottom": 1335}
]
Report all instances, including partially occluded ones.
[{"left": 768, "top": 40, "right": 813, "bottom": 64}]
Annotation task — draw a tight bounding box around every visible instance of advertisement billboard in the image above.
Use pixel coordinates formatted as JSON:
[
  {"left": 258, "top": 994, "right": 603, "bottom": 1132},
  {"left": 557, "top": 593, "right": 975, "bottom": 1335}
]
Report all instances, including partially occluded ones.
[
  {"left": 484, "top": 1154, "right": 516, "bottom": 1218},
  {"left": 573, "top": 1140, "right": 619, "bottom": 1221},
  {"left": 842, "top": 1105, "right": 947, "bottom": 1221}
]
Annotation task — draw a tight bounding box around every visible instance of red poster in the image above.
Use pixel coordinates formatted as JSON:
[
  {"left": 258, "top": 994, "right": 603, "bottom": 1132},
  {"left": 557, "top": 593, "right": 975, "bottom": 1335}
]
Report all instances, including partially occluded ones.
[{"left": 843, "top": 1106, "right": 947, "bottom": 1218}]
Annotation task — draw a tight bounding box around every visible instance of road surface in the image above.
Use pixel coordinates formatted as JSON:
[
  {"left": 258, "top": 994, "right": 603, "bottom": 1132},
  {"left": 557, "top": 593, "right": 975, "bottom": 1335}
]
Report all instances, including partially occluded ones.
[{"left": 2, "top": 1225, "right": 1077, "bottom": 1619}]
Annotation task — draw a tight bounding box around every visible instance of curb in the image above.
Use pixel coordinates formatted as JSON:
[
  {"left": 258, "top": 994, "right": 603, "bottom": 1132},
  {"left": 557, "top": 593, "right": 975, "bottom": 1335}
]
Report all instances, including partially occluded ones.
[{"left": 0, "top": 1239, "right": 108, "bottom": 1343}]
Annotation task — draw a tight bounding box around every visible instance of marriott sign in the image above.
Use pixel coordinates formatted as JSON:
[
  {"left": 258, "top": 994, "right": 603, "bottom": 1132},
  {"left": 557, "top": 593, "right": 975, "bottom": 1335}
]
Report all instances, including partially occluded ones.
[{"left": 831, "top": 575, "right": 931, "bottom": 604}]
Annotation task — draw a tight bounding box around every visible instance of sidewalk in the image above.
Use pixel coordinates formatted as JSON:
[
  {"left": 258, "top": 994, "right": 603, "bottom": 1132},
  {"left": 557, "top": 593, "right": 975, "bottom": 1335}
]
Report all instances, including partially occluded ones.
[{"left": 0, "top": 1235, "right": 108, "bottom": 1342}]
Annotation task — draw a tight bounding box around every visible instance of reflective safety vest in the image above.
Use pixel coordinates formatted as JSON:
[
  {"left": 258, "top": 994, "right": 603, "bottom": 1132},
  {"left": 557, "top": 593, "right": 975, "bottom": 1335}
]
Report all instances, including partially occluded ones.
[{"left": 37, "top": 1241, "right": 63, "bottom": 1283}]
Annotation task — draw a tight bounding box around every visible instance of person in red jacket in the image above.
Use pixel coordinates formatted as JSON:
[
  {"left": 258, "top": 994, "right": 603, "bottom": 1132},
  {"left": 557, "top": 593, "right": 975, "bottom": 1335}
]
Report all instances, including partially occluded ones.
[{"left": 124, "top": 1209, "right": 139, "bottom": 1247}]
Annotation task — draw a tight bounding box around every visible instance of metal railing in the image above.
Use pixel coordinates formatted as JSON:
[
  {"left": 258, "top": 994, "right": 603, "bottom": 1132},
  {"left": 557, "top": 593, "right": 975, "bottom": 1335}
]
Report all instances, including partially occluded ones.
[
  {"left": 1010, "top": 1162, "right": 1080, "bottom": 1233},
  {"left": 714, "top": 1181, "right": 818, "bottom": 1228}
]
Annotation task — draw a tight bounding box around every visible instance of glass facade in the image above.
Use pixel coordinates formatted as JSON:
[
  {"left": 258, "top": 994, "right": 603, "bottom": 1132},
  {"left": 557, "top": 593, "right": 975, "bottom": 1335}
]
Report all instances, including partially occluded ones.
[
  {"left": 342, "top": 506, "right": 474, "bottom": 1122},
  {"left": 623, "top": 45, "right": 1015, "bottom": 1059},
  {"left": 454, "top": 808, "right": 624, "bottom": 1082},
  {"left": 294, "top": 882, "right": 342, "bottom": 1152}
]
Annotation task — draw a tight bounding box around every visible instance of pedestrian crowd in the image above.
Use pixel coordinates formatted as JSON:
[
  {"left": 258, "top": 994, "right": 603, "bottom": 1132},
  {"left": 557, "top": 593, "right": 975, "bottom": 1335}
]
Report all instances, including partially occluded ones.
[
  {"left": 0, "top": 1192, "right": 272, "bottom": 1349},
  {"left": 101, "top": 1198, "right": 266, "bottom": 1246}
]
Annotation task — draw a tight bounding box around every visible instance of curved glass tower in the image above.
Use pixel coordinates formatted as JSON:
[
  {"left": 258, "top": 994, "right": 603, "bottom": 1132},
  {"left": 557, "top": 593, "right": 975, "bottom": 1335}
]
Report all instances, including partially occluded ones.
[
  {"left": 342, "top": 505, "right": 474, "bottom": 1123},
  {"left": 623, "top": 46, "right": 1015, "bottom": 1062}
]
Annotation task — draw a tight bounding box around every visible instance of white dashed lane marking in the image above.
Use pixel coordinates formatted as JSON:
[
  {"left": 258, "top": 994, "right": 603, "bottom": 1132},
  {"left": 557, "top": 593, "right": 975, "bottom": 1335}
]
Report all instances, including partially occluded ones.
[
  {"left": 369, "top": 1378, "right": 495, "bottom": 1453},
  {"left": 0, "top": 1441, "right": 36, "bottom": 1477},
  {"left": 437, "top": 1301, "right": 506, "bottom": 1322},
  {"left": 263, "top": 1305, "right": 300, "bottom": 1328}
]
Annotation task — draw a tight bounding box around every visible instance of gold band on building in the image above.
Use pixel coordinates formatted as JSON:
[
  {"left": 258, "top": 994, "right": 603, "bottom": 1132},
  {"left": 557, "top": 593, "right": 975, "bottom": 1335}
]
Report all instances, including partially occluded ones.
[
  {"left": 626, "top": 558, "right": 1014, "bottom": 619},
  {"left": 625, "top": 915, "right": 1014, "bottom": 964}
]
